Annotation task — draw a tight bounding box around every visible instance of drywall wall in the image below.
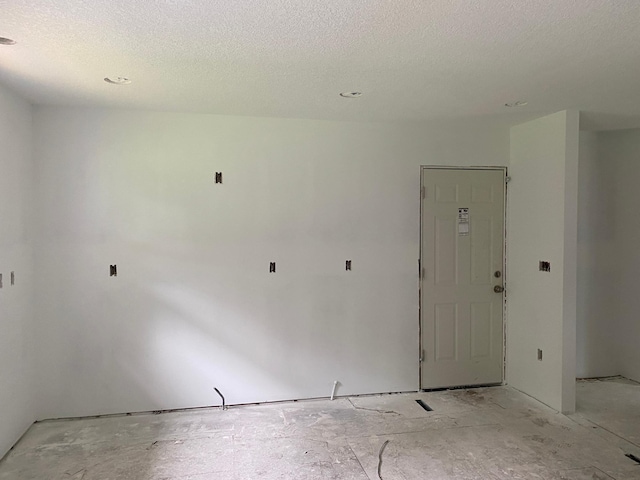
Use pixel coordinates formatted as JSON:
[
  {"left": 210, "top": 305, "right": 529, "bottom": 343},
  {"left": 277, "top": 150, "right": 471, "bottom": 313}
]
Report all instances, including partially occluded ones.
[
  {"left": 507, "top": 110, "right": 579, "bottom": 414},
  {"left": 576, "top": 131, "right": 619, "bottom": 378},
  {"left": 597, "top": 129, "right": 640, "bottom": 383},
  {"left": 32, "top": 107, "right": 509, "bottom": 419},
  {"left": 0, "top": 83, "right": 35, "bottom": 458}
]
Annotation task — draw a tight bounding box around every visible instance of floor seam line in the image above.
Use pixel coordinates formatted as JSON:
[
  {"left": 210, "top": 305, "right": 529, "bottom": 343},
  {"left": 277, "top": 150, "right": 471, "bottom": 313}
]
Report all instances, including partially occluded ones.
[
  {"left": 346, "top": 441, "right": 373, "bottom": 480},
  {"left": 570, "top": 415, "right": 640, "bottom": 450}
]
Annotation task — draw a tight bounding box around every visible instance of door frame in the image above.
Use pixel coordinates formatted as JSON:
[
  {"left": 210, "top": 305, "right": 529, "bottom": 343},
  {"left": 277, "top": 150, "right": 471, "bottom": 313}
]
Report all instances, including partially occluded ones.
[{"left": 418, "top": 165, "right": 508, "bottom": 390}]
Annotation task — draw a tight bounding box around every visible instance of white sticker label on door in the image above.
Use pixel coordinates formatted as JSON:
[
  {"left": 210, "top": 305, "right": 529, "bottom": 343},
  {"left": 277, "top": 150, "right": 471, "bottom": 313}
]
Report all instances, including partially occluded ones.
[{"left": 458, "top": 208, "right": 469, "bottom": 235}]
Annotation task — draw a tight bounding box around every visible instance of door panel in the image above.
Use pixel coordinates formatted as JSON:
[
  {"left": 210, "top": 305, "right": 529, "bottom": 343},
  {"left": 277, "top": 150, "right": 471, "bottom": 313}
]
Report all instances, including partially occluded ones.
[
  {"left": 470, "top": 302, "right": 492, "bottom": 359},
  {"left": 470, "top": 218, "right": 492, "bottom": 284},
  {"left": 435, "top": 304, "right": 457, "bottom": 361},
  {"left": 420, "top": 168, "right": 505, "bottom": 389},
  {"left": 435, "top": 217, "right": 457, "bottom": 285}
]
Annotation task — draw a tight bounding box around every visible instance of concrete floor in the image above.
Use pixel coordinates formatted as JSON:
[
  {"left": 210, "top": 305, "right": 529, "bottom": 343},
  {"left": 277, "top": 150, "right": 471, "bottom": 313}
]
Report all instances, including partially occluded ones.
[{"left": 1, "top": 379, "right": 639, "bottom": 479}]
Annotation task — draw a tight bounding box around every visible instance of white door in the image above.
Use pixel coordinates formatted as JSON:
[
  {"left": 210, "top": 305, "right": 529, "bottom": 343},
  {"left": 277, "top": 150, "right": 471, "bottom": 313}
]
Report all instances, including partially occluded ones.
[{"left": 420, "top": 168, "right": 505, "bottom": 389}]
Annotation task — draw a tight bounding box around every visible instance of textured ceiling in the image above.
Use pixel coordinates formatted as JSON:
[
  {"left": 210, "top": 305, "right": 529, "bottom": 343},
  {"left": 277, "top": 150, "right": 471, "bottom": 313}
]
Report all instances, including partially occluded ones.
[{"left": 2, "top": 0, "right": 640, "bottom": 128}]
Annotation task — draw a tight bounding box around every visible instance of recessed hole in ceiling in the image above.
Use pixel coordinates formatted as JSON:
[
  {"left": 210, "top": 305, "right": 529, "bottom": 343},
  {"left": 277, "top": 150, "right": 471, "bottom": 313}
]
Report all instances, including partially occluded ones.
[
  {"left": 340, "top": 92, "right": 363, "bottom": 98},
  {"left": 0, "top": 37, "right": 17, "bottom": 46},
  {"left": 104, "top": 77, "right": 132, "bottom": 85},
  {"left": 505, "top": 101, "right": 528, "bottom": 107}
]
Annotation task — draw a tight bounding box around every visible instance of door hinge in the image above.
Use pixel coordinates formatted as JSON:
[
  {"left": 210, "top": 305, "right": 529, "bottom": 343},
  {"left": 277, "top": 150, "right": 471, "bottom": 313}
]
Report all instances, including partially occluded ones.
[
  {"left": 421, "top": 186, "right": 426, "bottom": 199},
  {"left": 505, "top": 176, "right": 512, "bottom": 184},
  {"left": 420, "top": 349, "right": 425, "bottom": 362}
]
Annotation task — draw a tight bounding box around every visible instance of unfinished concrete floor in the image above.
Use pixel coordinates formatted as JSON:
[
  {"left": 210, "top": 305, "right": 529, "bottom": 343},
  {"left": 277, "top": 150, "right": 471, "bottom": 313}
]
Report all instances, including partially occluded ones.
[{"left": 1, "top": 380, "right": 639, "bottom": 479}]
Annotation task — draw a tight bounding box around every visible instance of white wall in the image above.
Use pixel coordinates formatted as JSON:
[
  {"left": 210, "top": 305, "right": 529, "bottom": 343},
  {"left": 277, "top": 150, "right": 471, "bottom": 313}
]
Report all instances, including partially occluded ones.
[
  {"left": 576, "top": 131, "right": 618, "bottom": 378},
  {"left": 0, "top": 83, "right": 35, "bottom": 458},
  {"left": 33, "top": 107, "right": 509, "bottom": 419},
  {"left": 597, "top": 129, "right": 640, "bottom": 383},
  {"left": 507, "top": 110, "right": 579, "bottom": 414}
]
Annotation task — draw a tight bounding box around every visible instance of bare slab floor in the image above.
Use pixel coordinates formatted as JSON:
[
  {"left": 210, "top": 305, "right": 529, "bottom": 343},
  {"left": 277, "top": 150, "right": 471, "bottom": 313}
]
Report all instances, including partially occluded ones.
[{"left": 1, "top": 379, "right": 639, "bottom": 479}]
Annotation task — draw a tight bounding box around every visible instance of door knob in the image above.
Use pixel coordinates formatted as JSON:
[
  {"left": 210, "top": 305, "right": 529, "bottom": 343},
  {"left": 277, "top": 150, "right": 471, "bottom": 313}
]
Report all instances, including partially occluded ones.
[{"left": 494, "top": 285, "right": 504, "bottom": 293}]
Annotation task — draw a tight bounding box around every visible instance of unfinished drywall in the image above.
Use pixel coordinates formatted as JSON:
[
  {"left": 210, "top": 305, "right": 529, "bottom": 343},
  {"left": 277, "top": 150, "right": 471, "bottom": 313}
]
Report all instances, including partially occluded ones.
[
  {"left": 576, "top": 131, "right": 618, "bottom": 378},
  {"left": 32, "top": 107, "right": 509, "bottom": 419},
  {"left": 507, "top": 110, "right": 579, "bottom": 414},
  {"left": 596, "top": 129, "right": 640, "bottom": 383},
  {"left": 0, "top": 83, "right": 35, "bottom": 458}
]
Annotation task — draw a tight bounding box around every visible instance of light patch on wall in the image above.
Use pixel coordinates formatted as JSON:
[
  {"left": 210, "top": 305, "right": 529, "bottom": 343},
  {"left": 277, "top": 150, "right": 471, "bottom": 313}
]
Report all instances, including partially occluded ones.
[{"left": 132, "top": 283, "right": 294, "bottom": 405}]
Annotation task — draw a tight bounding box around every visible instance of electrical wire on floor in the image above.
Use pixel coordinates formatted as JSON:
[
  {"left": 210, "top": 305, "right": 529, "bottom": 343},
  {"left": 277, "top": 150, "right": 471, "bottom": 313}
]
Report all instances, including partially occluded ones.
[
  {"left": 377, "top": 439, "right": 390, "bottom": 480},
  {"left": 214, "top": 387, "right": 227, "bottom": 410}
]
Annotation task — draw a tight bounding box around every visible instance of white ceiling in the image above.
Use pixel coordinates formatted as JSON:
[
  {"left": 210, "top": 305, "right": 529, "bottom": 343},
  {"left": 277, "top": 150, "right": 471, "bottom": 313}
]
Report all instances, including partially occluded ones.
[{"left": 2, "top": 0, "right": 640, "bottom": 128}]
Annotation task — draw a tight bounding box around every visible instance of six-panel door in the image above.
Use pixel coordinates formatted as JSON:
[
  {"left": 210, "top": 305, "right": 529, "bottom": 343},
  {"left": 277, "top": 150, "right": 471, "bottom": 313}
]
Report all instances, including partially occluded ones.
[{"left": 420, "top": 168, "right": 505, "bottom": 389}]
